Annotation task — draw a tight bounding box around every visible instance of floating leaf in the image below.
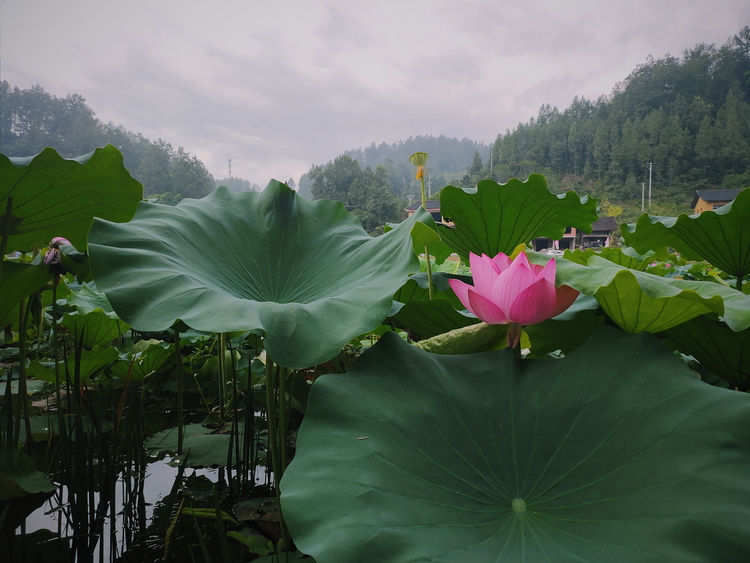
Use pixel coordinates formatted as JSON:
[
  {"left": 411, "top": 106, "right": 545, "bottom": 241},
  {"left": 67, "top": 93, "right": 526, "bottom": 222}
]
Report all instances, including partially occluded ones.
[
  {"left": 146, "top": 423, "right": 241, "bottom": 467},
  {"left": 437, "top": 175, "right": 597, "bottom": 261},
  {"left": 0, "top": 450, "right": 56, "bottom": 501},
  {"left": 622, "top": 188, "right": 750, "bottom": 280},
  {"left": 281, "top": 328, "right": 750, "bottom": 562},
  {"left": 0, "top": 145, "right": 142, "bottom": 251},
  {"left": 89, "top": 181, "right": 429, "bottom": 368}
]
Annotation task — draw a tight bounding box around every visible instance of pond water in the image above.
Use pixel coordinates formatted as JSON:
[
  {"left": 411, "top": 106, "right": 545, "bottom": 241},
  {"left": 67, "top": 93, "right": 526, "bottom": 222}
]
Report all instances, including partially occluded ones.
[{"left": 8, "top": 456, "right": 270, "bottom": 562}]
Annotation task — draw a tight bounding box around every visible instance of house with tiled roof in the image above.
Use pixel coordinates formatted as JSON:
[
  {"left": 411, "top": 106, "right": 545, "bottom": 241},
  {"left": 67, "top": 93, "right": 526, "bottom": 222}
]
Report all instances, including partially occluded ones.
[
  {"left": 404, "top": 200, "right": 445, "bottom": 224},
  {"left": 404, "top": 200, "right": 618, "bottom": 251},
  {"left": 691, "top": 189, "right": 742, "bottom": 214}
]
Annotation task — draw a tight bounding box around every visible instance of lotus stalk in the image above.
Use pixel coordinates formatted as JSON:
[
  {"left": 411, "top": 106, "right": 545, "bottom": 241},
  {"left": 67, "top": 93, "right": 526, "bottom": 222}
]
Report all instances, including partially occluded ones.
[
  {"left": 173, "top": 328, "right": 185, "bottom": 454},
  {"left": 409, "top": 152, "right": 434, "bottom": 299}
]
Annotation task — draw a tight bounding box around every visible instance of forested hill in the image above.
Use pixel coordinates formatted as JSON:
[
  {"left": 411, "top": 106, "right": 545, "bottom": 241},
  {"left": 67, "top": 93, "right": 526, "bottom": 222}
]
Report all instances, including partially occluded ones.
[
  {"left": 484, "top": 26, "right": 750, "bottom": 213},
  {"left": 345, "top": 135, "right": 490, "bottom": 179},
  {"left": 0, "top": 82, "right": 215, "bottom": 201},
  {"left": 299, "top": 135, "right": 491, "bottom": 200}
]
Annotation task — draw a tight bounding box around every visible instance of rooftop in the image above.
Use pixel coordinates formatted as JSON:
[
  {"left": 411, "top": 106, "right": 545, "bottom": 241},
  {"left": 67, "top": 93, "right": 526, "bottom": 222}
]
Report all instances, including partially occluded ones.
[{"left": 692, "top": 189, "right": 743, "bottom": 207}]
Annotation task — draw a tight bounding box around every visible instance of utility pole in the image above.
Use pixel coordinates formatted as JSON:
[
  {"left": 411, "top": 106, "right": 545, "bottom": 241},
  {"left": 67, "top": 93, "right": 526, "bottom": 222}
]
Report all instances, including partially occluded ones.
[
  {"left": 642, "top": 182, "right": 645, "bottom": 212},
  {"left": 228, "top": 158, "right": 233, "bottom": 178},
  {"left": 648, "top": 162, "right": 653, "bottom": 208}
]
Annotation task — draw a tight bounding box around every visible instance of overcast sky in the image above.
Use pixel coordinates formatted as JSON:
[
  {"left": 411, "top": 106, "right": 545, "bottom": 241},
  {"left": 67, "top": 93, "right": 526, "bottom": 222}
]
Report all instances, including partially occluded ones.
[{"left": 2, "top": 0, "right": 749, "bottom": 186}]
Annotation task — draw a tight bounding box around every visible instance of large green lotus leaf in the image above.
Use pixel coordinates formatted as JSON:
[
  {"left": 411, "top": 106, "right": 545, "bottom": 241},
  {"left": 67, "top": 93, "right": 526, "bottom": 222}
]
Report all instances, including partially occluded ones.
[
  {"left": 545, "top": 255, "right": 750, "bottom": 333},
  {"left": 88, "top": 182, "right": 429, "bottom": 369},
  {"left": 0, "top": 261, "right": 50, "bottom": 326},
  {"left": 0, "top": 145, "right": 142, "bottom": 251},
  {"left": 621, "top": 189, "right": 750, "bottom": 279},
  {"left": 0, "top": 376, "right": 45, "bottom": 395},
  {"left": 60, "top": 310, "right": 129, "bottom": 349},
  {"left": 0, "top": 449, "right": 56, "bottom": 500},
  {"left": 281, "top": 328, "right": 750, "bottom": 563},
  {"left": 665, "top": 315, "right": 750, "bottom": 390},
  {"left": 145, "top": 423, "right": 241, "bottom": 467},
  {"left": 437, "top": 175, "right": 598, "bottom": 261}
]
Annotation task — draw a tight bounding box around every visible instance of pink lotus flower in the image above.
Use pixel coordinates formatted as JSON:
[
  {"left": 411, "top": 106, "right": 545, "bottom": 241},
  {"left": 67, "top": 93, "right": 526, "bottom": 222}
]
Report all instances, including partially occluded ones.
[
  {"left": 448, "top": 251, "right": 579, "bottom": 348},
  {"left": 42, "top": 237, "right": 72, "bottom": 277}
]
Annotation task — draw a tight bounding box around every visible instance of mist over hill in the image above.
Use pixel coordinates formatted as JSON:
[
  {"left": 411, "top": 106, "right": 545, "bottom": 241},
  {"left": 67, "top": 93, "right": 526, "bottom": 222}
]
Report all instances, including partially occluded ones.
[{"left": 3, "top": 25, "right": 748, "bottom": 220}]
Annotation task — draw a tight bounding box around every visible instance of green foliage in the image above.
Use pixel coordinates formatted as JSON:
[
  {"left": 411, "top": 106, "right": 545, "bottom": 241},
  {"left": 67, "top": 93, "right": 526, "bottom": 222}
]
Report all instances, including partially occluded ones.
[
  {"left": 0, "top": 261, "right": 50, "bottom": 326},
  {"left": 437, "top": 175, "right": 598, "bottom": 261},
  {"left": 308, "top": 156, "right": 404, "bottom": 233},
  {"left": 281, "top": 329, "right": 750, "bottom": 562},
  {"left": 88, "top": 181, "right": 429, "bottom": 368},
  {"left": 1, "top": 82, "right": 215, "bottom": 199},
  {"left": 0, "top": 145, "right": 143, "bottom": 251},
  {"left": 0, "top": 450, "right": 56, "bottom": 500},
  {"left": 214, "top": 176, "right": 261, "bottom": 193},
  {"left": 60, "top": 309, "right": 129, "bottom": 349},
  {"left": 665, "top": 315, "right": 750, "bottom": 389},
  {"left": 343, "top": 135, "right": 491, "bottom": 196},
  {"left": 413, "top": 321, "right": 508, "bottom": 354},
  {"left": 486, "top": 27, "right": 750, "bottom": 203},
  {"left": 548, "top": 254, "right": 750, "bottom": 333},
  {"left": 28, "top": 346, "right": 119, "bottom": 383},
  {"left": 622, "top": 188, "right": 750, "bottom": 281},
  {"left": 146, "top": 423, "right": 238, "bottom": 467}
]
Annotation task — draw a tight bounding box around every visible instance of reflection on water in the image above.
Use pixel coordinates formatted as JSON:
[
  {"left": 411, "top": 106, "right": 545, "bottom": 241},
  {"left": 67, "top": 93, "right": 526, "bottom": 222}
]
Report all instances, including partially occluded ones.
[{"left": 7, "top": 457, "right": 269, "bottom": 563}]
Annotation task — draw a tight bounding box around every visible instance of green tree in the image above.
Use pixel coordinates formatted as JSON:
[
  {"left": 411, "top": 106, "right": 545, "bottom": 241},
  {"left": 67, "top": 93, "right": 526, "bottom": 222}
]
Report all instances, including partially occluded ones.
[
  {"left": 309, "top": 157, "right": 402, "bottom": 233},
  {"left": 309, "top": 155, "right": 362, "bottom": 203},
  {"left": 1, "top": 82, "right": 215, "bottom": 200},
  {"left": 716, "top": 91, "right": 750, "bottom": 174}
]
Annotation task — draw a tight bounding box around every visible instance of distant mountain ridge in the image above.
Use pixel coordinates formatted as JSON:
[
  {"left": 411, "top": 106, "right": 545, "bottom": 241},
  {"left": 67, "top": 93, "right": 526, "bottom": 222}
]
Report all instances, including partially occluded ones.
[
  {"left": 482, "top": 26, "right": 750, "bottom": 211},
  {"left": 344, "top": 135, "right": 491, "bottom": 179},
  {"left": 4, "top": 25, "right": 749, "bottom": 214},
  {"left": 0, "top": 81, "right": 215, "bottom": 202}
]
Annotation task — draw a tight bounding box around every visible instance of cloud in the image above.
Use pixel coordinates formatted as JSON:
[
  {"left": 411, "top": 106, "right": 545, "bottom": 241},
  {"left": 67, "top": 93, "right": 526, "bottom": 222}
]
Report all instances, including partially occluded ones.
[{"left": 2, "top": 0, "right": 749, "bottom": 185}]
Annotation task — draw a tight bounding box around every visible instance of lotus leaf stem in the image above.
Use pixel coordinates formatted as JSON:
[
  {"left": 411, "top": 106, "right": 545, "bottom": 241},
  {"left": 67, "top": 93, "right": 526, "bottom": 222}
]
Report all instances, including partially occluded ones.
[
  {"left": 0, "top": 196, "right": 12, "bottom": 259},
  {"left": 173, "top": 328, "right": 184, "bottom": 454}
]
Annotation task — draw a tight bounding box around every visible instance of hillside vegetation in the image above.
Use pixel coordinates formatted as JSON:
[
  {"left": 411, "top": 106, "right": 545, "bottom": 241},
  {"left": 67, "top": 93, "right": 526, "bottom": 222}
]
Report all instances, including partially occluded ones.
[
  {"left": 480, "top": 27, "right": 750, "bottom": 218},
  {"left": 3, "top": 27, "right": 749, "bottom": 222},
  {"left": 0, "top": 82, "right": 215, "bottom": 201}
]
